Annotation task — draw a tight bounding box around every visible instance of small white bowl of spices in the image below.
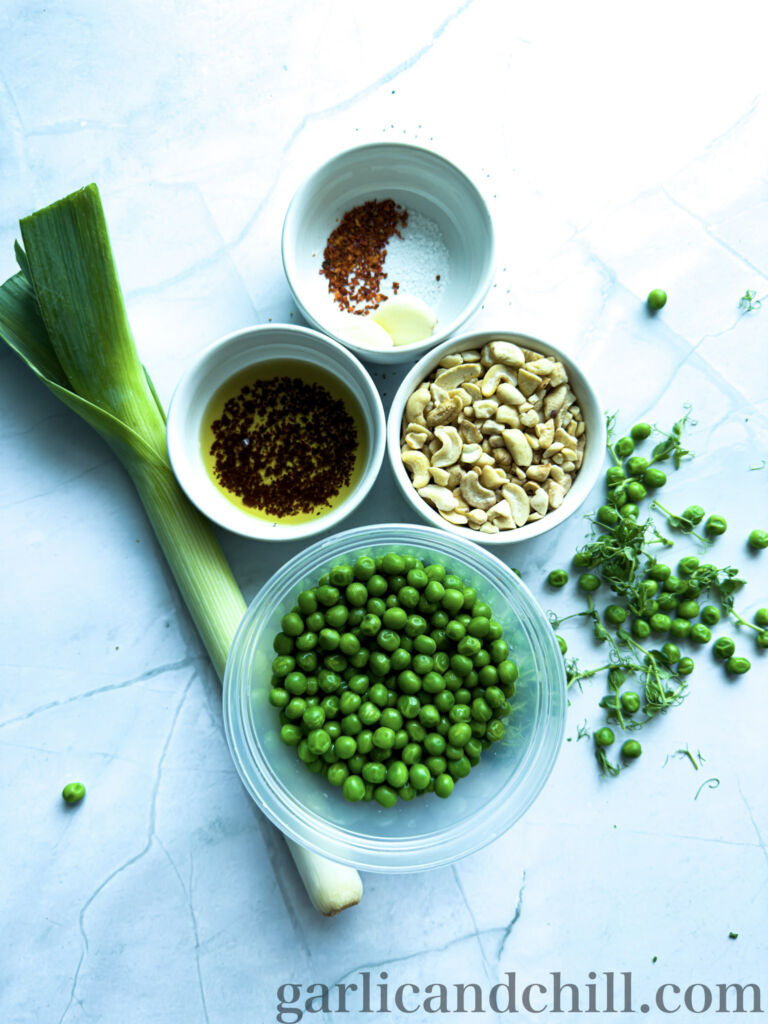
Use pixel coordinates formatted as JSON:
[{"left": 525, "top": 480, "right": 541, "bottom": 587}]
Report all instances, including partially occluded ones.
[
  {"left": 282, "top": 142, "right": 495, "bottom": 364},
  {"left": 166, "top": 325, "right": 386, "bottom": 541}
]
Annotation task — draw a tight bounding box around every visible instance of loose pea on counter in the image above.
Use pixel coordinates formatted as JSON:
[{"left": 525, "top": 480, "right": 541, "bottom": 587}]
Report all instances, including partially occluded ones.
[{"left": 268, "top": 553, "right": 519, "bottom": 805}]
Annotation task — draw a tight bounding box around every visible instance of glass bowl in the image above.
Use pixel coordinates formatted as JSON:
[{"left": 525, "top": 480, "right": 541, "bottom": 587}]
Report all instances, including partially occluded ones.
[{"left": 223, "top": 523, "right": 566, "bottom": 872}]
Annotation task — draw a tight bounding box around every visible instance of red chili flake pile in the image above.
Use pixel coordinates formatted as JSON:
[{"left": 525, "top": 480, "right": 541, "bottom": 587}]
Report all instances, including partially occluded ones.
[
  {"left": 320, "top": 198, "right": 408, "bottom": 314},
  {"left": 209, "top": 375, "right": 358, "bottom": 517}
]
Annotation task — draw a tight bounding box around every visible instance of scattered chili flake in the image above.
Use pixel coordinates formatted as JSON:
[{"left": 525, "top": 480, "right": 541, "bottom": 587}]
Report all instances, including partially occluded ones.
[
  {"left": 209, "top": 376, "right": 358, "bottom": 517},
  {"left": 320, "top": 198, "right": 408, "bottom": 314}
]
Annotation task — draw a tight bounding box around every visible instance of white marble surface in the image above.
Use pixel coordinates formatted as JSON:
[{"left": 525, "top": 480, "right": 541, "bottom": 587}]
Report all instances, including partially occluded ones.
[{"left": 2, "top": 2, "right": 767, "bottom": 1022}]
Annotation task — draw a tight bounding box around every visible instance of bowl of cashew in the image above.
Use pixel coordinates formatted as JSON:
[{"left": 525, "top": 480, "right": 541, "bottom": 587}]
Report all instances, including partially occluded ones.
[{"left": 386, "top": 331, "right": 606, "bottom": 544}]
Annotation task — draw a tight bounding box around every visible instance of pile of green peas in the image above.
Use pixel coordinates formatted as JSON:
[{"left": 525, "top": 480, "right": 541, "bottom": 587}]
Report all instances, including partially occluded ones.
[{"left": 268, "top": 552, "right": 519, "bottom": 806}]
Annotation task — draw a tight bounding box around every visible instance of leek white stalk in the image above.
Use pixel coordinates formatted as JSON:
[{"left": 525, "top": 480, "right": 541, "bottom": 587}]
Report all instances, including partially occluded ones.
[{"left": 0, "top": 184, "right": 362, "bottom": 916}]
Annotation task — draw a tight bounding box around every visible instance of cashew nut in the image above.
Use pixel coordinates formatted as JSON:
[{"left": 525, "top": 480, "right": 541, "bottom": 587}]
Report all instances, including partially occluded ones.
[
  {"left": 481, "top": 364, "right": 516, "bottom": 397},
  {"left": 459, "top": 471, "right": 498, "bottom": 511},
  {"left": 431, "top": 426, "right": 462, "bottom": 468},
  {"left": 433, "top": 363, "right": 482, "bottom": 390},
  {"left": 402, "top": 449, "right": 431, "bottom": 488},
  {"left": 488, "top": 340, "right": 525, "bottom": 367},
  {"left": 418, "top": 484, "right": 459, "bottom": 512}
]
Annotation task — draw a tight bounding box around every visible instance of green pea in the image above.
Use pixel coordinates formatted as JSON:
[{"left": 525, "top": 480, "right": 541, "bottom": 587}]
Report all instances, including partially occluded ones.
[
  {"left": 398, "top": 585, "right": 420, "bottom": 609},
  {"left": 726, "top": 656, "right": 751, "bottom": 675},
  {"left": 656, "top": 593, "right": 678, "bottom": 613},
  {"left": 340, "top": 713, "right": 362, "bottom": 736},
  {"left": 678, "top": 556, "right": 699, "bottom": 577},
  {"left": 660, "top": 642, "right": 681, "bottom": 665},
  {"left": 603, "top": 604, "right": 627, "bottom": 626},
  {"left": 318, "top": 628, "right": 341, "bottom": 651},
  {"left": 316, "top": 584, "right": 340, "bottom": 607},
  {"left": 409, "top": 763, "right": 431, "bottom": 791},
  {"left": 372, "top": 726, "right": 395, "bottom": 750},
  {"left": 643, "top": 467, "right": 667, "bottom": 489},
  {"left": 578, "top": 573, "right": 600, "bottom": 592},
  {"left": 404, "top": 614, "right": 427, "bottom": 638},
  {"left": 625, "top": 480, "right": 647, "bottom": 503},
  {"left": 326, "top": 763, "right": 349, "bottom": 786},
  {"left": 647, "top": 288, "right": 667, "bottom": 310},
  {"left": 360, "top": 761, "right": 385, "bottom": 782},
  {"left": 670, "top": 618, "right": 692, "bottom": 639},
  {"left": 366, "top": 574, "right": 388, "bottom": 598},
  {"left": 302, "top": 705, "right": 326, "bottom": 730},
  {"left": 756, "top": 631, "right": 768, "bottom": 649},
  {"left": 441, "top": 588, "right": 465, "bottom": 615},
  {"left": 754, "top": 608, "right": 768, "bottom": 628},
  {"left": 285, "top": 697, "right": 307, "bottom": 720},
  {"left": 375, "top": 553, "right": 401, "bottom": 575},
  {"left": 748, "top": 529, "right": 768, "bottom": 550},
  {"left": 704, "top": 514, "right": 727, "bottom": 537},
  {"left": 280, "top": 723, "right": 302, "bottom": 746},
  {"left": 596, "top": 504, "right": 620, "bottom": 527},
  {"left": 713, "top": 637, "right": 735, "bottom": 660},
  {"left": 614, "top": 436, "right": 635, "bottom": 458},
  {"left": 547, "top": 569, "right": 569, "bottom": 588},
  {"left": 677, "top": 656, "right": 695, "bottom": 676},
  {"left": 273, "top": 632, "right": 294, "bottom": 655},
  {"left": 497, "top": 660, "right": 518, "bottom": 688},
  {"left": 626, "top": 455, "right": 649, "bottom": 477},
  {"left": 650, "top": 613, "right": 672, "bottom": 634},
  {"left": 621, "top": 739, "right": 642, "bottom": 760},
  {"left": 416, "top": 582, "right": 443, "bottom": 609},
  {"left": 280, "top": 612, "right": 304, "bottom": 637},
  {"left": 594, "top": 726, "right": 615, "bottom": 748},
  {"left": 307, "top": 729, "right": 332, "bottom": 755},
  {"left": 342, "top": 775, "right": 365, "bottom": 802},
  {"left": 680, "top": 505, "right": 704, "bottom": 525},
  {"left": 699, "top": 605, "right": 720, "bottom": 626},
  {"left": 269, "top": 687, "right": 290, "bottom": 708},
  {"left": 412, "top": 634, "right": 436, "bottom": 658},
  {"left": 630, "top": 422, "right": 652, "bottom": 441},
  {"left": 620, "top": 691, "right": 641, "bottom": 714},
  {"left": 606, "top": 465, "right": 626, "bottom": 487},
  {"left": 445, "top": 619, "right": 466, "bottom": 642},
  {"left": 434, "top": 773, "right": 455, "bottom": 799},
  {"left": 632, "top": 618, "right": 651, "bottom": 639},
  {"left": 689, "top": 624, "right": 712, "bottom": 645},
  {"left": 664, "top": 575, "right": 686, "bottom": 595},
  {"left": 62, "top": 782, "right": 86, "bottom": 805},
  {"left": 677, "top": 600, "right": 700, "bottom": 619}
]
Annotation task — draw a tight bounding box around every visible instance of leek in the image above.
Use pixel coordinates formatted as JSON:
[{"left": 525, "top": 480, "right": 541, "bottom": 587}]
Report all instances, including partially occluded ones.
[{"left": 0, "top": 184, "right": 362, "bottom": 917}]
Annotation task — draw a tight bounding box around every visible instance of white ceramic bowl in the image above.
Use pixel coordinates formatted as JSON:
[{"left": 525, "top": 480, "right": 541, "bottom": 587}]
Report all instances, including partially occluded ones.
[
  {"left": 281, "top": 142, "right": 495, "bottom": 365},
  {"left": 387, "top": 331, "right": 606, "bottom": 545},
  {"left": 166, "top": 325, "right": 385, "bottom": 541}
]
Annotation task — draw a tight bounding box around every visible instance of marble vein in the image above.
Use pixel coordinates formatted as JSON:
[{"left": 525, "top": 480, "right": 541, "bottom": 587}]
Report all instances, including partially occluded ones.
[
  {"left": 660, "top": 186, "right": 768, "bottom": 278},
  {"left": 736, "top": 779, "right": 768, "bottom": 872},
  {"left": 0, "top": 456, "right": 114, "bottom": 511},
  {"left": 57, "top": 671, "right": 196, "bottom": 1024},
  {"left": 497, "top": 871, "right": 526, "bottom": 961},
  {"left": 451, "top": 864, "right": 495, "bottom": 981},
  {"left": 0, "top": 656, "right": 203, "bottom": 730},
  {"left": 157, "top": 839, "right": 211, "bottom": 1024}
]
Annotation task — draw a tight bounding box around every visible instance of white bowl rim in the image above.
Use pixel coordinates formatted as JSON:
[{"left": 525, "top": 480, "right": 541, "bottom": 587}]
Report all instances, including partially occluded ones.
[
  {"left": 386, "top": 329, "right": 607, "bottom": 545},
  {"left": 166, "top": 322, "right": 386, "bottom": 541},
  {"left": 281, "top": 141, "right": 496, "bottom": 364},
  {"left": 222, "top": 522, "right": 567, "bottom": 871}
]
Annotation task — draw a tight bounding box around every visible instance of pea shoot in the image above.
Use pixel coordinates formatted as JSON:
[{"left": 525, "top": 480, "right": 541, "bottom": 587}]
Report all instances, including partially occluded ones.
[{"left": 548, "top": 406, "right": 766, "bottom": 780}]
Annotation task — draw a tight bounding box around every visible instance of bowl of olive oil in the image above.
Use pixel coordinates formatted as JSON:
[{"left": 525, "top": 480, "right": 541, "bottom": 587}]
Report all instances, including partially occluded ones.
[{"left": 167, "top": 325, "right": 385, "bottom": 541}]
